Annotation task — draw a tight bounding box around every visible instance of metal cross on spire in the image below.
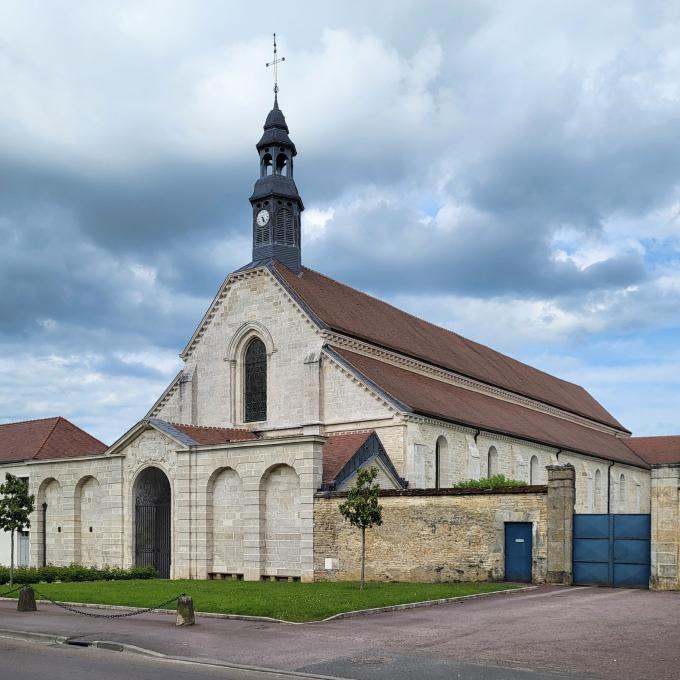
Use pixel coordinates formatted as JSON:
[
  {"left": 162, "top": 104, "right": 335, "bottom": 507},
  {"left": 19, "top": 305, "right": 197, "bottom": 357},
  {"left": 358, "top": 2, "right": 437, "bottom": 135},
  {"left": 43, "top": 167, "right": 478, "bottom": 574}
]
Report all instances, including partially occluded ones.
[{"left": 265, "top": 33, "right": 285, "bottom": 97}]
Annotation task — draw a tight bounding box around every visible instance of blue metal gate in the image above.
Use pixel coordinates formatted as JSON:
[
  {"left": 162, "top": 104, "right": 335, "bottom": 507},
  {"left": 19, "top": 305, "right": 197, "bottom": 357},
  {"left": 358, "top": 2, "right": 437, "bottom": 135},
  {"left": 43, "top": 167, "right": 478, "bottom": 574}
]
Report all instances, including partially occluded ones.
[
  {"left": 573, "top": 514, "right": 650, "bottom": 588},
  {"left": 505, "top": 522, "right": 533, "bottom": 582}
]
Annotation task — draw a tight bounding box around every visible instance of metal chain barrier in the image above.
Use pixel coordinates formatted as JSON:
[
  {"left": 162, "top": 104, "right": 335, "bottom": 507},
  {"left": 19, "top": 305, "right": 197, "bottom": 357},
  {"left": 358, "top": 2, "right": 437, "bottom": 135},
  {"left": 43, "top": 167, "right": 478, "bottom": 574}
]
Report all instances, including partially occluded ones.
[
  {"left": 0, "top": 585, "right": 24, "bottom": 598},
  {"left": 30, "top": 587, "right": 185, "bottom": 619}
]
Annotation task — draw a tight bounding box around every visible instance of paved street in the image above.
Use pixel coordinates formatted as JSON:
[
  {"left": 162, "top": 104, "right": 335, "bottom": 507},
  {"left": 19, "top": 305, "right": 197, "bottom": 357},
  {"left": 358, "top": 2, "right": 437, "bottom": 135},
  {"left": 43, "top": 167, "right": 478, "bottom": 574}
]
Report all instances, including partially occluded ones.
[
  {"left": 0, "top": 637, "right": 589, "bottom": 680},
  {"left": 2, "top": 586, "right": 680, "bottom": 679}
]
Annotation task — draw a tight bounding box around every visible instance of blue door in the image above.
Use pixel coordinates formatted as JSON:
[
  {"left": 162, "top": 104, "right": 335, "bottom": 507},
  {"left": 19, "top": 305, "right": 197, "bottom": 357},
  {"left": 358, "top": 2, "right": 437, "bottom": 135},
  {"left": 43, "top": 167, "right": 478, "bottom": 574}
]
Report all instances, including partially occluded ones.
[
  {"left": 505, "top": 522, "right": 533, "bottom": 582},
  {"left": 573, "top": 514, "right": 650, "bottom": 588}
]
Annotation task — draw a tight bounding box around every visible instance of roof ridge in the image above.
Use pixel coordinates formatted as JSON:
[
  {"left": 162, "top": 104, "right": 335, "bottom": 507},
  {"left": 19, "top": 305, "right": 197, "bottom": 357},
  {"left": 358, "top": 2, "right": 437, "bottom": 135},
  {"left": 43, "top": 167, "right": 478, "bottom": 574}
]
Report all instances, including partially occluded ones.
[
  {"left": 297, "top": 264, "right": 589, "bottom": 395},
  {"left": 0, "top": 415, "right": 60, "bottom": 429},
  {"left": 33, "top": 416, "right": 63, "bottom": 459}
]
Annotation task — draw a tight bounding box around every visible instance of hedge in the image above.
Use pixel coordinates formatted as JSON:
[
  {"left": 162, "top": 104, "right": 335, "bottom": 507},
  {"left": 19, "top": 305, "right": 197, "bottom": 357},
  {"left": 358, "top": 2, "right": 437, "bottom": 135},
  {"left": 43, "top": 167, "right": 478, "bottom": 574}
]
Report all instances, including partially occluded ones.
[
  {"left": 452, "top": 474, "right": 526, "bottom": 490},
  {"left": 0, "top": 564, "right": 157, "bottom": 585}
]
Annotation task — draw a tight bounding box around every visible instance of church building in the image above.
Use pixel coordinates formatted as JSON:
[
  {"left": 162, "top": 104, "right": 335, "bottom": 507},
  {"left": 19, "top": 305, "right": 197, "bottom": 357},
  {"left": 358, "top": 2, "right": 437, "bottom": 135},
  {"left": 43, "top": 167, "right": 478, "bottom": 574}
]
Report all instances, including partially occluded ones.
[{"left": 0, "top": 92, "right": 668, "bottom": 585}]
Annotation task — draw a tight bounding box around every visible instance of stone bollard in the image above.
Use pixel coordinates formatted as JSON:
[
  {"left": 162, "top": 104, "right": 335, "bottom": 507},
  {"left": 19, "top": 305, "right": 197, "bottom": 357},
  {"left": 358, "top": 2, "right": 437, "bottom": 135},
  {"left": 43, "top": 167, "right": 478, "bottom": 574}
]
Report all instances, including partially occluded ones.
[
  {"left": 17, "top": 586, "right": 37, "bottom": 612},
  {"left": 176, "top": 595, "right": 195, "bottom": 627}
]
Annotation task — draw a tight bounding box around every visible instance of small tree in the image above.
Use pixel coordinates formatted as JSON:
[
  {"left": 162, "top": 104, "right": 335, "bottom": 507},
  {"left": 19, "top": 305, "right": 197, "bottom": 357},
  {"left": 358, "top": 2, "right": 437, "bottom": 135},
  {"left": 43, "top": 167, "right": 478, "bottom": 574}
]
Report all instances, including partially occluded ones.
[
  {"left": 0, "top": 474, "right": 35, "bottom": 586},
  {"left": 338, "top": 467, "right": 383, "bottom": 591}
]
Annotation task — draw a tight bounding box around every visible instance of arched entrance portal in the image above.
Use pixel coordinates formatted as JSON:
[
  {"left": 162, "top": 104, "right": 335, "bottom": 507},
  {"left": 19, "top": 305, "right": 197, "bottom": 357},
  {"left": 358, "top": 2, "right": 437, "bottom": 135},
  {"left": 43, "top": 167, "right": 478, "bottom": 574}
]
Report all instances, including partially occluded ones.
[{"left": 134, "top": 467, "right": 171, "bottom": 578}]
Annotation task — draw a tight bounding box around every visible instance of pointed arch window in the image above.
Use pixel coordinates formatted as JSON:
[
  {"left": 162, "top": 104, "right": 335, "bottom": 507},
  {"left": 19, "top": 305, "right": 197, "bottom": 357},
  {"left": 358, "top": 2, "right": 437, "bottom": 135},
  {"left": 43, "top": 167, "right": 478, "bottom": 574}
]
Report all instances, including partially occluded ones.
[{"left": 244, "top": 338, "right": 267, "bottom": 422}]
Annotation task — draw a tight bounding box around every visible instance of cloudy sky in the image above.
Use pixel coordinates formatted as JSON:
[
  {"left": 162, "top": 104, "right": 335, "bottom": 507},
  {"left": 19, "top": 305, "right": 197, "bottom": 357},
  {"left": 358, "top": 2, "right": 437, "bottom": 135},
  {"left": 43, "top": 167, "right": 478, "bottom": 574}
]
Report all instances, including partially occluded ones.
[{"left": 1, "top": 0, "right": 679, "bottom": 443}]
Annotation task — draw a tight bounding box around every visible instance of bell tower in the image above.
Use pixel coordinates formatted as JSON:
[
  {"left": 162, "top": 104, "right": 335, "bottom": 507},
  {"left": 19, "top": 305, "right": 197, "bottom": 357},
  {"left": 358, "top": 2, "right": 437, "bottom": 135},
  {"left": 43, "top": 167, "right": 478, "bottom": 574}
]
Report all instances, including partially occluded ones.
[{"left": 250, "top": 35, "right": 303, "bottom": 272}]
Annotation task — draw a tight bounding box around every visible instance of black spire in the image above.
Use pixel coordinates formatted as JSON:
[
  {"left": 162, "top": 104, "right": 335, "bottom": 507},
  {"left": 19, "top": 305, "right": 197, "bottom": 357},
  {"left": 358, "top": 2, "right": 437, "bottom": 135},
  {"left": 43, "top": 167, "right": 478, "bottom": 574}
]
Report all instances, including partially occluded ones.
[{"left": 249, "top": 95, "right": 304, "bottom": 272}]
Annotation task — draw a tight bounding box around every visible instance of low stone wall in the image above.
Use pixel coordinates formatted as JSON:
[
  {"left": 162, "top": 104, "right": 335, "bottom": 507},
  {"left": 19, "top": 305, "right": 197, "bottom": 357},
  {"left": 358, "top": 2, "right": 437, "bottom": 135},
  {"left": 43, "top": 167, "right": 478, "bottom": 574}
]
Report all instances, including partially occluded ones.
[
  {"left": 314, "top": 486, "right": 550, "bottom": 583},
  {"left": 314, "top": 466, "right": 575, "bottom": 584}
]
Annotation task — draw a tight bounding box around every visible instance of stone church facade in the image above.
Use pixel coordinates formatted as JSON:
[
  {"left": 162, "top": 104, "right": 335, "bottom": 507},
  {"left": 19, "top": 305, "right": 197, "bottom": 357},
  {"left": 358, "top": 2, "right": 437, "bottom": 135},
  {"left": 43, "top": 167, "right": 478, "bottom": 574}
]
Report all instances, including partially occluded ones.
[{"left": 0, "top": 95, "right": 669, "bottom": 585}]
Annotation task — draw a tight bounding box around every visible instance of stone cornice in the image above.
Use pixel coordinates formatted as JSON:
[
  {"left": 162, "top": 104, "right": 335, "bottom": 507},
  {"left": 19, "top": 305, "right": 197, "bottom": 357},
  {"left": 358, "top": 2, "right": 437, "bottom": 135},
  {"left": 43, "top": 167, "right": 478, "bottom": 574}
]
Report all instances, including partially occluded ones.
[
  {"left": 403, "top": 413, "right": 559, "bottom": 454},
  {"left": 147, "top": 370, "right": 182, "bottom": 418},
  {"left": 0, "top": 453, "right": 125, "bottom": 468},
  {"left": 179, "top": 434, "right": 327, "bottom": 453},
  {"left": 322, "top": 331, "right": 627, "bottom": 438}
]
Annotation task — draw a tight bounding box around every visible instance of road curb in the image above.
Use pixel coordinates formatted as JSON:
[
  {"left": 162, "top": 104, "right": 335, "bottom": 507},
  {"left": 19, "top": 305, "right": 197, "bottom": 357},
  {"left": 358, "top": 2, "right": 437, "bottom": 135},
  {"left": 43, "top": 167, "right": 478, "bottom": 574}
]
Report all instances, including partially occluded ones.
[
  {"left": 0, "top": 628, "right": 67, "bottom": 645},
  {"left": 0, "top": 584, "right": 536, "bottom": 625},
  {"left": 0, "top": 628, "right": 347, "bottom": 680}
]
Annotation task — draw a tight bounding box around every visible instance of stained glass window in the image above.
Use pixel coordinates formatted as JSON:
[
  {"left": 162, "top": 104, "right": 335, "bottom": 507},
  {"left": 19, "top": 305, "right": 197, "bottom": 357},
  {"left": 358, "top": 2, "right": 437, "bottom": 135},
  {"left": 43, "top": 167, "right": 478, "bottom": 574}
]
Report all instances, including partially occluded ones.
[{"left": 245, "top": 338, "right": 267, "bottom": 422}]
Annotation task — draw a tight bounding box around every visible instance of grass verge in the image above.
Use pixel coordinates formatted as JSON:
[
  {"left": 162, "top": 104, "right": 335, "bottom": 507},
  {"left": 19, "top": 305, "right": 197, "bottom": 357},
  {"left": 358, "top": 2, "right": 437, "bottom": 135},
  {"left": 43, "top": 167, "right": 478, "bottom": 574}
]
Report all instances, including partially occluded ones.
[{"left": 4, "top": 579, "right": 523, "bottom": 622}]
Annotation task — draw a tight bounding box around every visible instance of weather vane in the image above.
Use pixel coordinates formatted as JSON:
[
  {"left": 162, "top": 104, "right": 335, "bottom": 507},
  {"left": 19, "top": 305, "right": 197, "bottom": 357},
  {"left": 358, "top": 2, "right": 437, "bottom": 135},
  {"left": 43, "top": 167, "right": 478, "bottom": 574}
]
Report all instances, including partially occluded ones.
[{"left": 266, "top": 33, "right": 285, "bottom": 96}]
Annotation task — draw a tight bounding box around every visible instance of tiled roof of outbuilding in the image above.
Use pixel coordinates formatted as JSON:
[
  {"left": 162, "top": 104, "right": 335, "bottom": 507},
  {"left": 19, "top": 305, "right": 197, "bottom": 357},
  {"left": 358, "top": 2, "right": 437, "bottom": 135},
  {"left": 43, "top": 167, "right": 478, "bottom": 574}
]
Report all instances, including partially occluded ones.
[
  {"left": 160, "top": 421, "right": 259, "bottom": 446},
  {"left": 322, "top": 431, "right": 373, "bottom": 485},
  {"left": 0, "top": 417, "right": 107, "bottom": 463},
  {"left": 328, "top": 347, "right": 648, "bottom": 469},
  {"left": 624, "top": 436, "right": 680, "bottom": 465},
  {"left": 272, "top": 263, "right": 627, "bottom": 432}
]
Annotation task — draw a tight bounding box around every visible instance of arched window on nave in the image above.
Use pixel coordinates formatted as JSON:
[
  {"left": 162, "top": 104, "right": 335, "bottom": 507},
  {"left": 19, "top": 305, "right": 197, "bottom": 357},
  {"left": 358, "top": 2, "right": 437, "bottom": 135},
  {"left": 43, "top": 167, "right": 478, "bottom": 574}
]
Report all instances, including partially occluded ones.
[
  {"left": 435, "top": 436, "right": 448, "bottom": 489},
  {"left": 487, "top": 446, "right": 499, "bottom": 478},
  {"left": 244, "top": 337, "right": 267, "bottom": 422},
  {"left": 529, "top": 455, "right": 539, "bottom": 485}
]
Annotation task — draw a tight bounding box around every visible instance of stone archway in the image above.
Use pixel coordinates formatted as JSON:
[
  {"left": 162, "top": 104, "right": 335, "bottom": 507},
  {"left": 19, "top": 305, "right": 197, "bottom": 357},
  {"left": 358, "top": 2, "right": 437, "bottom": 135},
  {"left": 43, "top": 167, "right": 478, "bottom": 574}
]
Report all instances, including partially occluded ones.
[{"left": 134, "top": 467, "right": 171, "bottom": 578}]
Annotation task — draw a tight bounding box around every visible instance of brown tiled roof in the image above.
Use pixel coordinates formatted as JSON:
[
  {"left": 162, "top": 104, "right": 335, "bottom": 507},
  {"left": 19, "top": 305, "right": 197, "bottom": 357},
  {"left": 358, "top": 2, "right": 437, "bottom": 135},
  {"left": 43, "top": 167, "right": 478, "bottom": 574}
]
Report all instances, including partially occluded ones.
[
  {"left": 273, "top": 263, "right": 626, "bottom": 432},
  {"left": 624, "top": 436, "right": 680, "bottom": 465},
  {"left": 330, "top": 347, "right": 648, "bottom": 469},
  {"left": 322, "top": 431, "right": 373, "bottom": 485},
  {"left": 0, "top": 417, "right": 107, "bottom": 463},
  {"left": 168, "top": 423, "right": 258, "bottom": 445}
]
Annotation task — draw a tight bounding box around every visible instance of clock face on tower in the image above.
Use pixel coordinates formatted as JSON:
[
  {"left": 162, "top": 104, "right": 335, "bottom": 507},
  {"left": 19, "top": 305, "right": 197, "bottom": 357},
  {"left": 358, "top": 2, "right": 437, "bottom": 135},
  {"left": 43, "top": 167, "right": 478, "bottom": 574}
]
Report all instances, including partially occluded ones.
[{"left": 256, "top": 209, "right": 270, "bottom": 227}]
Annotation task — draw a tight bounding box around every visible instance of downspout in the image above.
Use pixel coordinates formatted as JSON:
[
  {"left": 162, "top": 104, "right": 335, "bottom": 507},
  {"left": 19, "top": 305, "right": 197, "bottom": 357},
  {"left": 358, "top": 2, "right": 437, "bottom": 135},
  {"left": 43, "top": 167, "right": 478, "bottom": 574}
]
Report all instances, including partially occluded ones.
[
  {"left": 41, "top": 502, "right": 47, "bottom": 567},
  {"left": 606, "top": 462, "right": 615, "bottom": 513}
]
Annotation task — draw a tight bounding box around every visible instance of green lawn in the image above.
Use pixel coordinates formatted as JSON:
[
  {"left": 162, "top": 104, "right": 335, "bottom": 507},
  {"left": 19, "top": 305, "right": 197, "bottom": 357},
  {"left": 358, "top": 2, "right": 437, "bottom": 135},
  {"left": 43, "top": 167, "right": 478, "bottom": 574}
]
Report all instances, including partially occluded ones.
[{"left": 8, "top": 579, "right": 522, "bottom": 622}]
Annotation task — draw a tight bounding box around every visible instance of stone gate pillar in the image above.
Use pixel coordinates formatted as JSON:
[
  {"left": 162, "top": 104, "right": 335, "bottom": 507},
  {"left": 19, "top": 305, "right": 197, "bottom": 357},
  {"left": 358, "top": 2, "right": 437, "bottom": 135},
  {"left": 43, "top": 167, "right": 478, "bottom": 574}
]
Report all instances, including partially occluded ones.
[
  {"left": 545, "top": 464, "right": 575, "bottom": 585},
  {"left": 650, "top": 464, "right": 680, "bottom": 591}
]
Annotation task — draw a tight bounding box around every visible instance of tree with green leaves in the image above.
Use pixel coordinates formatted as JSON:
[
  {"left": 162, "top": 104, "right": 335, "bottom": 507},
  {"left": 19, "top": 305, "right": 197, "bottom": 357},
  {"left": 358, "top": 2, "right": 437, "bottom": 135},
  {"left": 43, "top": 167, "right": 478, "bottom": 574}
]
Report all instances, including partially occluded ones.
[
  {"left": 0, "top": 474, "right": 35, "bottom": 586},
  {"left": 338, "top": 466, "right": 383, "bottom": 591}
]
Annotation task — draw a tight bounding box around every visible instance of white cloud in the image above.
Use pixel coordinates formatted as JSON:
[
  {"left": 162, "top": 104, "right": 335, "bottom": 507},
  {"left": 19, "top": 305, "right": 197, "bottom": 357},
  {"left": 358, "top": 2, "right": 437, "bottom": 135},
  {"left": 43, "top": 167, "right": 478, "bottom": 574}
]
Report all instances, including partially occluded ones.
[
  {"left": 0, "top": 349, "right": 176, "bottom": 443},
  {"left": 1, "top": 1, "right": 680, "bottom": 440}
]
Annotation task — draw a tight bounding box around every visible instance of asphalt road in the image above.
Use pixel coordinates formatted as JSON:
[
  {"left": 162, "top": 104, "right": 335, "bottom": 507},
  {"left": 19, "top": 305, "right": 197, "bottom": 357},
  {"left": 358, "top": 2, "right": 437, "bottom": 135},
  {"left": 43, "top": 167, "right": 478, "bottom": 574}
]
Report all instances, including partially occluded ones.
[
  {"left": 1, "top": 637, "right": 590, "bottom": 680},
  {"left": 3, "top": 586, "right": 680, "bottom": 679}
]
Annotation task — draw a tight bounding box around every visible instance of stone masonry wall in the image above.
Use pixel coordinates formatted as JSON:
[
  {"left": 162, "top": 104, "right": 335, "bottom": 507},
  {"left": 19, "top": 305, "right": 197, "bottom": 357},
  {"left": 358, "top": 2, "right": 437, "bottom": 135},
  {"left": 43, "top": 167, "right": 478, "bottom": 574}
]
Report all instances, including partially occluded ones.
[
  {"left": 0, "top": 455, "right": 124, "bottom": 569},
  {"left": 314, "top": 488, "right": 549, "bottom": 583},
  {"left": 650, "top": 464, "right": 680, "bottom": 590},
  {"left": 314, "top": 464, "right": 575, "bottom": 584}
]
